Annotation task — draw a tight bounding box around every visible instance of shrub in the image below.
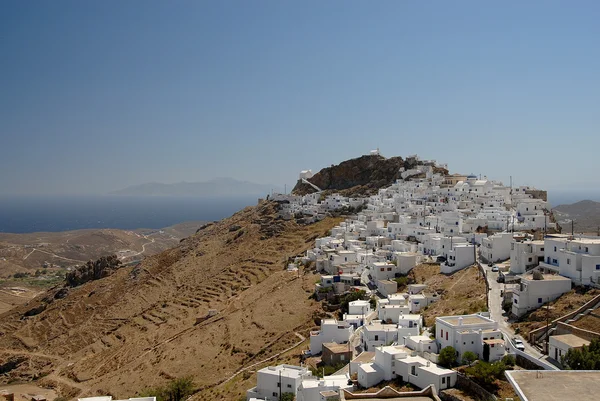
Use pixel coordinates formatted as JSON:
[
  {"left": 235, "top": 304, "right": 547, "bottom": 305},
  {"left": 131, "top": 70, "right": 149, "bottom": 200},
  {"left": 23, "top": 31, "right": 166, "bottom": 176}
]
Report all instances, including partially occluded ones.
[
  {"left": 438, "top": 346, "right": 457, "bottom": 368},
  {"left": 462, "top": 351, "right": 478, "bottom": 366},
  {"left": 501, "top": 354, "right": 516, "bottom": 367},
  {"left": 137, "top": 376, "right": 195, "bottom": 401}
]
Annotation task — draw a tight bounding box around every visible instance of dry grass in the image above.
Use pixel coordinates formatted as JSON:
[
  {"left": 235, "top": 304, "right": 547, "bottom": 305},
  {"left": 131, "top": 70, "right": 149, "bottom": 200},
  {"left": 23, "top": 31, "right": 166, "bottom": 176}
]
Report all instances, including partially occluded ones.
[
  {"left": 571, "top": 314, "right": 600, "bottom": 333},
  {"left": 0, "top": 201, "right": 344, "bottom": 401},
  {"left": 512, "top": 288, "right": 600, "bottom": 337},
  {"left": 409, "top": 264, "right": 487, "bottom": 326}
]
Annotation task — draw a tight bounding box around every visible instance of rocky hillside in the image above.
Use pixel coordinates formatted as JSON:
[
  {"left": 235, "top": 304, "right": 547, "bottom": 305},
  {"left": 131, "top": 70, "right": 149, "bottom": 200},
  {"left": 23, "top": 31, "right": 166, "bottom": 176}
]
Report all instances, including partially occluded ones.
[
  {"left": 554, "top": 200, "right": 600, "bottom": 233},
  {"left": 292, "top": 155, "right": 448, "bottom": 197},
  {"left": 0, "top": 201, "right": 342, "bottom": 400}
]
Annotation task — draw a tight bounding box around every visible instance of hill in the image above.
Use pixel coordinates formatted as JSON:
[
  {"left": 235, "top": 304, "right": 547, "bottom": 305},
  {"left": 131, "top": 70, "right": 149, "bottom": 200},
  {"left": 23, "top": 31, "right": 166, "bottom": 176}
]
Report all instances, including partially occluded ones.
[
  {"left": 0, "top": 222, "right": 202, "bottom": 314},
  {"left": 110, "top": 178, "right": 279, "bottom": 197},
  {"left": 553, "top": 200, "right": 600, "bottom": 234},
  {"left": 0, "top": 201, "right": 342, "bottom": 400},
  {"left": 292, "top": 155, "right": 448, "bottom": 197}
]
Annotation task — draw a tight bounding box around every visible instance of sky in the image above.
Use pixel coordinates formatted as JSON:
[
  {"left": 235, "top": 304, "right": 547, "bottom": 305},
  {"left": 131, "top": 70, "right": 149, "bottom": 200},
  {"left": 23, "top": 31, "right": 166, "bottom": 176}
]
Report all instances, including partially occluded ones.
[{"left": 1, "top": 1, "right": 600, "bottom": 195}]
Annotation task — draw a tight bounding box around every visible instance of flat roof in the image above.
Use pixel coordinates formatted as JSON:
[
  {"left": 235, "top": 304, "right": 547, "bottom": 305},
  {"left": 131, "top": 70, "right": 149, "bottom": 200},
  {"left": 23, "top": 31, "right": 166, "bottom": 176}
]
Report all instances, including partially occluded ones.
[
  {"left": 351, "top": 351, "right": 375, "bottom": 364},
  {"left": 437, "top": 314, "right": 493, "bottom": 326},
  {"left": 506, "top": 370, "right": 600, "bottom": 401},
  {"left": 551, "top": 334, "right": 590, "bottom": 348},
  {"left": 521, "top": 273, "right": 571, "bottom": 281},
  {"left": 323, "top": 342, "right": 352, "bottom": 353},
  {"left": 483, "top": 338, "right": 505, "bottom": 345}
]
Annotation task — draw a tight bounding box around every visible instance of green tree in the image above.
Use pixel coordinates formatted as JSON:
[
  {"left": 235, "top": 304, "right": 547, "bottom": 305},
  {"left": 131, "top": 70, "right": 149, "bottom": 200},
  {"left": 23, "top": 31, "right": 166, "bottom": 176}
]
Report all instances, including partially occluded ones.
[
  {"left": 465, "top": 360, "right": 508, "bottom": 386},
  {"left": 438, "top": 346, "right": 457, "bottom": 368},
  {"left": 501, "top": 354, "right": 516, "bottom": 367},
  {"left": 461, "top": 351, "right": 478, "bottom": 366},
  {"left": 137, "top": 376, "right": 195, "bottom": 401},
  {"left": 563, "top": 338, "right": 600, "bottom": 370},
  {"left": 280, "top": 393, "right": 295, "bottom": 401}
]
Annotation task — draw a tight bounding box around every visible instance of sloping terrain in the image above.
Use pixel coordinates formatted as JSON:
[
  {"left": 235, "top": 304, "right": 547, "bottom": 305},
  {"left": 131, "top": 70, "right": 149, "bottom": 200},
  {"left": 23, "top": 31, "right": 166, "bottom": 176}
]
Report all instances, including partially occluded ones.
[
  {"left": 292, "top": 155, "right": 449, "bottom": 197},
  {"left": 0, "top": 201, "right": 341, "bottom": 400},
  {"left": 553, "top": 200, "right": 600, "bottom": 233},
  {"left": 0, "top": 222, "right": 202, "bottom": 279},
  {"left": 512, "top": 288, "right": 600, "bottom": 337},
  {"left": 408, "top": 264, "right": 487, "bottom": 326}
]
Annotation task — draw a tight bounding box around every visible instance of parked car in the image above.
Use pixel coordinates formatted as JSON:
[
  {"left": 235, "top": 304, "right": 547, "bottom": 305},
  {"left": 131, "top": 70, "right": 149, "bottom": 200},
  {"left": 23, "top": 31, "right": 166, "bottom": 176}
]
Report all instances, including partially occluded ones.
[
  {"left": 488, "top": 262, "right": 493, "bottom": 267},
  {"left": 491, "top": 265, "right": 499, "bottom": 272},
  {"left": 513, "top": 338, "right": 525, "bottom": 351}
]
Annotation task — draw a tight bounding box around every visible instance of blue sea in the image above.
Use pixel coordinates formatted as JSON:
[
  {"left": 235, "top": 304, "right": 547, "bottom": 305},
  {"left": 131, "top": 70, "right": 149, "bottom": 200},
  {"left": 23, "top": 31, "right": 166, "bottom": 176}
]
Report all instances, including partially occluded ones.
[{"left": 0, "top": 195, "right": 259, "bottom": 234}]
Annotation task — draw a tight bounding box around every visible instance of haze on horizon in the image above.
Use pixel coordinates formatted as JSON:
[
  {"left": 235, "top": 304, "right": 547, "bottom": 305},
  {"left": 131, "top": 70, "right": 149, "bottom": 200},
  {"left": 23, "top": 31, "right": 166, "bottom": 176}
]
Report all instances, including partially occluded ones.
[{"left": 2, "top": 1, "right": 600, "bottom": 196}]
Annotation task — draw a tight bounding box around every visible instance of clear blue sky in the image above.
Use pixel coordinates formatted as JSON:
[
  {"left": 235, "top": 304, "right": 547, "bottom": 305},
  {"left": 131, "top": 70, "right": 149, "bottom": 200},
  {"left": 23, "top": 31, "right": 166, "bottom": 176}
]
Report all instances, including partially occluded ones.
[{"left": 2, "top": 1, "right": 599, "bottom": 195}]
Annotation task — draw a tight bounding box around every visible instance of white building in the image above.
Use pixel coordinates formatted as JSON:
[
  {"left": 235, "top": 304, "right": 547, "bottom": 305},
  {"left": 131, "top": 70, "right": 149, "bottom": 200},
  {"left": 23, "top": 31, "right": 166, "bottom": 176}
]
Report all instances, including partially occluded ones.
[
  {"left": 361, "top": 321, "right": 399, "bottom": 351},
  {"left": 441, "top": 244, "right": 475, "bottom": 274},
  {"left": 435, "top": 314, "right": 505, "bottom": 362},
  {"left": 511, "top": 273, "right": 572, "bottom": 317},
  {"left": 246, "top": 365, "right": 312, "bottom": 400},
  {"left": 548, "top": 334, "right": 590, "bottom": 365},
  {"left": 480, "top": 232, "right": 513, "bottom": 263},
  {"left": 356, "top": 345, "right": 456, "bottom": 393},
  {"left": 296, "top": 374, "right": 353, "bottom": 401},
  {"left": 310, "top": 319, "right": 353, "bottom": 355},
  {"left": 510, "top": 240, "right": 545, "bottom": 275}
]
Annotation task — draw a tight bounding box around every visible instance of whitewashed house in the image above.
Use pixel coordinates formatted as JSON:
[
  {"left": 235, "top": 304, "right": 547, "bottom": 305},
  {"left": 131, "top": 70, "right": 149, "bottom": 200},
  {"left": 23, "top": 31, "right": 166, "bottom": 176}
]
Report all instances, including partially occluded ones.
[
  {"left": 480, "top": 232, "right": 513, "bottom": 263},
  {"left": 356, "top": 345, "right": 457, "bottom": 392},
  {"left": 310, "top": 319, "right": 353, "bottom": 355},
  {"left": 510, "top": 240, "right": 545, "bottom": 275},
  {"left": 246, "top": 365, "right": 312, "bottom": 400},
  {"left": 511, "top": 272, "right": 571, "bottom": 317},
  {"left": 435, "top": 314, "right": 505, "bottom": 362}
]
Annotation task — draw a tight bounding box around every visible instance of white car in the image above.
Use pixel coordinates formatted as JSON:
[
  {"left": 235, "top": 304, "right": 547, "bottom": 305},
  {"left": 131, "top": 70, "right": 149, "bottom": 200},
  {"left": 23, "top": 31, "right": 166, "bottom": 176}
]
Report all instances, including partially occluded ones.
[{"left": 513, "top": 338, "right": 525, "bottom": 351}]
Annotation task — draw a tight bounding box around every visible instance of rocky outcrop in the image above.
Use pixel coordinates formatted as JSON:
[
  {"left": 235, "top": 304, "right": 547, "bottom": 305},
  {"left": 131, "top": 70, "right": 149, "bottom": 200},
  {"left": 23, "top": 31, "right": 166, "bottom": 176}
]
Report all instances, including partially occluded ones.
[
  {"left": 292, "top": 155, "right": 406, "bottom": 196},
  {"left": 65, "top": 255, "right": 122, "bottom": 287}
]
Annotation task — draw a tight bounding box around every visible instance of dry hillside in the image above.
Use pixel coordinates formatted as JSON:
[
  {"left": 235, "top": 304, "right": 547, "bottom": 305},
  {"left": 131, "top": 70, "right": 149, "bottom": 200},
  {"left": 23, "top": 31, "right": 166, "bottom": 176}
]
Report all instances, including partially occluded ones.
[
  {"left": 512, "top": 287, "right": 600, "bottom": 337},
  {"left": 0, "top": 201, "right": 342, "bottom": 400},
  {"left": 407, "top": 264, "right": 487, "bottom": 326}
]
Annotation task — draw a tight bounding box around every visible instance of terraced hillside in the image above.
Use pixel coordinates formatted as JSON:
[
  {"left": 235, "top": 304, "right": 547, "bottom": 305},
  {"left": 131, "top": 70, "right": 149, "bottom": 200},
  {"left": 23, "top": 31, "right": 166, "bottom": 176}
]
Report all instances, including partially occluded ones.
[{"left": 0, "top": 201, "right": 342, "bottom": 400}]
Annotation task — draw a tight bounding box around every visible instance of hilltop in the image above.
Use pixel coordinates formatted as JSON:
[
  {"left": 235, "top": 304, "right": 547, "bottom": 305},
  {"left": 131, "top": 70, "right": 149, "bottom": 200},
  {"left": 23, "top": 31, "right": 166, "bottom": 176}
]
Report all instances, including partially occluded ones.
[
  {"left": 292, "top": 154, "right": 448, "bottom": 197},
  {"left": 0, "top": 200, "right": 343, "bottom": 400}
]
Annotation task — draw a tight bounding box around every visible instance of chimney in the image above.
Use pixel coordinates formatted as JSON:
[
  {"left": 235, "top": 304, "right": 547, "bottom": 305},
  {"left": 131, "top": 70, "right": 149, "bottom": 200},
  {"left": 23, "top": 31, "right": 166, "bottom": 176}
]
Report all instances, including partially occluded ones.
[{"left": 458, "top": 317, "right": 463, "bottom": 326}]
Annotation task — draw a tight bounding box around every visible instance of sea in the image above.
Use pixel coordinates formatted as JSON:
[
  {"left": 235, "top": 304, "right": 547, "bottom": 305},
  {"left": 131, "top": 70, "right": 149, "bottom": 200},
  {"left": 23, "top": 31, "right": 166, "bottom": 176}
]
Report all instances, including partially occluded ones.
[
  {"left": 0, "top": 195, "right": 260, "bottom": 234},
  {"left": 0, "top": 190, "right": 598, "bottom": 235}
]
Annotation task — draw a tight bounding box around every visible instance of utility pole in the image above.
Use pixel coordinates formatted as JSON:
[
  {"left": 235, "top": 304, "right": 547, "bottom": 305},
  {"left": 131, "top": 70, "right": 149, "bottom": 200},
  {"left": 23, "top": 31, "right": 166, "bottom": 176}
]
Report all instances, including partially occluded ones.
[
  {"left": 545, "top": 297, "right": 550, "bottom": 354},
  {"left": 572, "top": 220, "right": 574, "bottom": 236}
]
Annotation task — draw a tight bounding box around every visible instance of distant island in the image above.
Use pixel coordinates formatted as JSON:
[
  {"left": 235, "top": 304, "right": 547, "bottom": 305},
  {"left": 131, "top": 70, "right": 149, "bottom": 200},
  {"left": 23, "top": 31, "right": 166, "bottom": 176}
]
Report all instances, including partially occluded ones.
[{"left": 110, "top": 177, "right": 281, "bottom": 197}]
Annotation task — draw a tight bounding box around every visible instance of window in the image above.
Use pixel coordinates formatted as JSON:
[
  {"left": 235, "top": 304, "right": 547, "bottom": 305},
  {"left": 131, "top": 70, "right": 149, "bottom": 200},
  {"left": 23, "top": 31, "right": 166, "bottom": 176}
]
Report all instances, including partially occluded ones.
[
  {"left": 446, "top": 332, "right": 448, "bottom": 341},
  {"left": 387, "top": 267, "right": 392, "bottom": 271},
  {"left": 287, "top": 384, "right": 292, "bottom": 389},
  {"left": 380, "top": 268, "right": 385, "bottom": 272},
  {"left": 411, "top": 366, "right": 416, "bottom": 376},
  {"left": 554, "top": 246, "right": 557, "bottom": 252},
  {"left": 567, "top": 259, "right": 571, "bottom": 265},
  {"left": 374, "top": 335, "right": 379, "bottom": 341},
  {"left": 514, "top": 299, "right": 518, "bottom": 304},
  {"left": 528, "top": 257, "right": 533, "bottom": 262},
  {"left": 541, "top": 248, "right": 544, "bottom": 251},
  {"left": 596, "top": 265, "right": 600, "bottom": 270},
  {"left": 442, "top": 377, "right": 446, "bottom": 384},
  {"left": 340, "top": 355, "right": 345, "bottom": 361},
  {"left": 586, "top": 247, "right": 589, "bottom": 253},
  {"left": 273, "top": 392, "right": 278, "bottom": 397},
  {"left": 277, "top": 383, "right": 281, "bottom": 388},
  {"left": 538, "top": 298, "right": 542, "bottom": 303}
]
